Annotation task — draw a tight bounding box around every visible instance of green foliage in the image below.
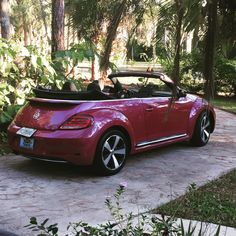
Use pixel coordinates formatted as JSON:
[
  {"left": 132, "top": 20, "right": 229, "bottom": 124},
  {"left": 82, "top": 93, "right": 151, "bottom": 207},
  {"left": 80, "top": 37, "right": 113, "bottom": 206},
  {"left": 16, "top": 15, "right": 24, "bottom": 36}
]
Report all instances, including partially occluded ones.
[
  {"left": 25, "top": 217, "right": 58, "bottom": 236},
  {"left": 0, "top": 39, "right": 93, "bottom": 125},
  {"left": 178, "top": 52, "right": 204, "bottom": 93},
  {"left": 11, "top": 0, "right": 50, "bottom": 46},
  {"left": 156, "top": 42, "right": 173, "bottom": 67},
  {"left": 158, "top": 49, "right": 236, "bottom": 96},
  {"left": 213, "top": 97, "right": 236, "bottom": 114},
  {"left": 0, "top": 131, "right": 10, "bottom": 155},
  {"left": 128, "top": 39, "right": 153, "bottom": 62},
  {"left": 67, "top": 0, "right": 107, "bottom": 41},
  {"left": 0, "top": 39, "right": 56, "bottom": 124},
  {"left": 155, "top": 0, "right": 235, "bottom": 99},
  {"left": 54, "top": 42, "right": 95, "bottom": 84},
  {"left": 26, "top": 184, "right": 222, "bottom": 236},
  {"left": 0, "top": 131, "right": 7, "bottom": 143},
  {"left": 157, "top": 57, "right": 174, "bottom": 77},
  {"left": 0, "top": 105, "right": 22, "bottom": 124},
  {"left": 215, "top": 57, "right": 236, "bottom": 96},
  {"left": 178, "top": 51, "right": 236, "bottom": 96}
]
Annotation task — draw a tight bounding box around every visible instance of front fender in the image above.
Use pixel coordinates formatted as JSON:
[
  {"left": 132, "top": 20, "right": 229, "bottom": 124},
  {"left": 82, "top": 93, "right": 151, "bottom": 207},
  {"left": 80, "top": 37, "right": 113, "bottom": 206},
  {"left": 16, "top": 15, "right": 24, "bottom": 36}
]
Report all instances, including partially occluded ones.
[{"left": 188, "top": 98, "right": 215, "bottom": 138}]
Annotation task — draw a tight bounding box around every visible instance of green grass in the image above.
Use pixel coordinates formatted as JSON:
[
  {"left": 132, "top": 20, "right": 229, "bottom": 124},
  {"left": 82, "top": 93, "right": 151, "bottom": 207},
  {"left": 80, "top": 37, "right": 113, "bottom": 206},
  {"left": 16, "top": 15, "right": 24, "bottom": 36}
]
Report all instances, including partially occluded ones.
[
  {"left": 213, "top": 96, "right": 236, "bottom": 114},
  {"left": 153, "top": 169, "right": 236, "bottom": 228}
]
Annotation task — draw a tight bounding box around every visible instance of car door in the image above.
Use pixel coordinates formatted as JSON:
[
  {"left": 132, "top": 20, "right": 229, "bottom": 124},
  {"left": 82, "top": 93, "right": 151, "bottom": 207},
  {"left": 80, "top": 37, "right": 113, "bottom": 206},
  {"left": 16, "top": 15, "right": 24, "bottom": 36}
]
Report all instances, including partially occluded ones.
[
  {"left": 142, "top": 78, "right": 190, "bottom": 142},
  {"left": 165, "top": 96, "right": 193, "bottom": 137},
  {"left": 142, "top": 96, "right": 171, "bottom": 141}
]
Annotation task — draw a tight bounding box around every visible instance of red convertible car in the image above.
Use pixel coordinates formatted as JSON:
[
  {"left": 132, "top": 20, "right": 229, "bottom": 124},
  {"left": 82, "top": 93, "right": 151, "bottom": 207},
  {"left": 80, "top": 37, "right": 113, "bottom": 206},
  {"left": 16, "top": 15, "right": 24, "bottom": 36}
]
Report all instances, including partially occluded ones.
[{"left": 8, "top": 71, "right": 215, "bottom": 175}]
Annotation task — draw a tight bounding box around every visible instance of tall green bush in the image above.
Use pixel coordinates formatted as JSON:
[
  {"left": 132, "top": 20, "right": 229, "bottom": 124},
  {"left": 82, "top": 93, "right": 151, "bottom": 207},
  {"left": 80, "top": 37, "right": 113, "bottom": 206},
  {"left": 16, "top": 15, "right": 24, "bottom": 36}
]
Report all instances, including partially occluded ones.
[
  {"left": 0, "top": 39, "right": 94, "bottom": 126},
  {"left": 158, "top": 49, "right": 236, "bottom": 96},
  {"left": 215, "top": 57, "right": 236, "bottom": 96},
  {"left": 0, "top": 39, "right": 56, "bottom": 125}
]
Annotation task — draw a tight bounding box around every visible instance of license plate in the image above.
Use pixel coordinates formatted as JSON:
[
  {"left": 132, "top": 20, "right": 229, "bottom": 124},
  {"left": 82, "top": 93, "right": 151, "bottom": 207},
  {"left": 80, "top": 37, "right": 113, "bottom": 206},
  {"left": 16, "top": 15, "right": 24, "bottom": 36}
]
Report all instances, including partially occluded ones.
[
  {"left": 19, "top": 137, "right": 34, "bottom": 150},
  {"left": 17, "top": 127, "right": 36, "bottom": 138}
]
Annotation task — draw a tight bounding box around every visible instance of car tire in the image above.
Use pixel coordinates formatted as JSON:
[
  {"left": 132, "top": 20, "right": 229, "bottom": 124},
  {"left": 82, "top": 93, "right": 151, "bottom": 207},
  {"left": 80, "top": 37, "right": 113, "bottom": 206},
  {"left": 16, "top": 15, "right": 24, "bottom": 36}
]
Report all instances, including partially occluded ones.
[
  {"left": 94, "top": 130, "right": 128, "bottom": 175},
  {"left": 190, "top": 111, "right": 211, "bottom": 147}
]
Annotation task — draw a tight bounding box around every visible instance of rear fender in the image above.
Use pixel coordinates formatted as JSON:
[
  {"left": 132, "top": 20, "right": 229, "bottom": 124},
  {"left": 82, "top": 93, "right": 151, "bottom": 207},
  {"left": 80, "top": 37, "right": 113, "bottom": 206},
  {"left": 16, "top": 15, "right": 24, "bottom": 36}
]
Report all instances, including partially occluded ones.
[{"left": 85, "top": 109, "right": 135, "bottom": 152}]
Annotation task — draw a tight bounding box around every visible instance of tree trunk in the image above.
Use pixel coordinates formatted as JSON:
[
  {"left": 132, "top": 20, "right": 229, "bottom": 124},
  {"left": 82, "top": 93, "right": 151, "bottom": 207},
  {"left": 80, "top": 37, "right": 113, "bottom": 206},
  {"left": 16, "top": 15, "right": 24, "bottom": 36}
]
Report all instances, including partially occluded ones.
[
  {"left": 23, "top": 14, "right": 29, "bottom": 46},
  {"left": 66, "top": 16, "right": 70, "bottom": 49},
  {"left": 39, "top": 0, "right": 50, "bottom": 45},
  {"left": 126, "top": 19, "right": 143, "bottom": 61},
  {"left": 192, "top": 23, "right": 199, "bottom": 50},
  {"left": 203, "top": 0, "right": 218, "bottom": 101},
  {"left": 172, "top": 0, "right": 184, "bottom": 97},
  {"left": 51, "top": 0, "right": 65, "bottom": 59},
  {"left": 91, "top": 36, "right": 99, "bottom": 80},
  {"left": 100, "top": 0, "right": 127, "bottom": 79},
  {"left": 91, "top": 59, "right": 95, "bottom": 80},
  {"left": 0, "top": 0, "right": 10, "bottom": 39}
]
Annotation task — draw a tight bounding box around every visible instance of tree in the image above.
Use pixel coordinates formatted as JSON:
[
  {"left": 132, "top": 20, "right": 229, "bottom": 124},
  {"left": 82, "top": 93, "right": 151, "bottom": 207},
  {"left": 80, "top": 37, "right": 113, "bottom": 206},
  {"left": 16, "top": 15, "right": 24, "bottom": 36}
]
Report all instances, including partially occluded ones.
[
  {"left": 156, "top": 0, "right": 186, "bottom": 96},
  {"left": 51, "top": 0, "right": 65, "bottom": 59},
  {"left": 0, "top": 0, "right": 10, "bottom": 39},
  {"left": 67, "top": 0, "right": 107, "bottom": 80},
  {"left": 14, "top": 0, "right": 33, "bottom": 46},
  {"left": 203, "top": 0, "right": 218, "bottom": 101},
  {"left": 99, "top": 0, "right": 154, "bottom": 78},
  {"left": 10, "top": 0, "right": 51, "bottom": 49},
  {"left": 39, "top": 0, "right": 50, "bottom": 44},
  {"left": 172, "top": 0, "right": 184, "bottom": 97},
  {"left": 218, "top": 0, "right": 236, "bottom": 59},
  {"left": 156, "top": 0, "right": 220, "bottom": 100},
  {"left": 68, "top": 0, "right": 152, "bottom": 79},
  {"left": 99, "top": 0, "right": 127, "bottom": 78}
]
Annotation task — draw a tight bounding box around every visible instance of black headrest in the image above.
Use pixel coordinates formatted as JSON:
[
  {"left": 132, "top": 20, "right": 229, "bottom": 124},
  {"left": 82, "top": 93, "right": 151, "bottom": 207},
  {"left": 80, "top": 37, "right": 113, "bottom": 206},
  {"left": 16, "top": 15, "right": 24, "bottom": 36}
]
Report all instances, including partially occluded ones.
[{"left": 87, "top": 81, "right": 101, "bottom": 92}]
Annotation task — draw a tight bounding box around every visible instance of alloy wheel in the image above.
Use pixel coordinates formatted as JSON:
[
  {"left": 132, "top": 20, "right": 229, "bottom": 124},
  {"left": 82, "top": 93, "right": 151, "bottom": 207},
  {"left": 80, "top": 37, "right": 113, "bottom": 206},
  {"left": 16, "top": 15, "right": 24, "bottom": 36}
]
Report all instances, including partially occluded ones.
[
  {"left": 102, "top": 135, "right": 126, "bottom": 171},
  {"left": 200, "top": 113, "right": 211, "bottom": 143}
]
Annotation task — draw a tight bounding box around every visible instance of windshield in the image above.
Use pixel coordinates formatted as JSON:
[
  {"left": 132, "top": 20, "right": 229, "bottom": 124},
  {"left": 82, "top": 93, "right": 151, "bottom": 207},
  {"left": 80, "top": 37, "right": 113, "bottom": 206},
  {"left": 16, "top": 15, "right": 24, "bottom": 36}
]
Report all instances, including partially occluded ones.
[{"left": 109, "top": 76, "right": 173, "bottom": 98}]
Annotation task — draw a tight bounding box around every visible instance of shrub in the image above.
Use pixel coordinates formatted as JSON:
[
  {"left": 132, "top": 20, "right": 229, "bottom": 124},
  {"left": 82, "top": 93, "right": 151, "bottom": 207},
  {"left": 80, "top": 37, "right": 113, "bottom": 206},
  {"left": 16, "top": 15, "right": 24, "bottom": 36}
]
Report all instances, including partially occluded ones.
[
  {"left": 215, "top": 57, "right": 236, "bottom": 96},
  {"left": 0, "top": 39, "right": 56, "bottom": 125},
  {"left": 0, "top": 40, "right": 94, "bottom": 126},
  {"left": 158, "top": 49, "right": 236, "bottom": 96}
]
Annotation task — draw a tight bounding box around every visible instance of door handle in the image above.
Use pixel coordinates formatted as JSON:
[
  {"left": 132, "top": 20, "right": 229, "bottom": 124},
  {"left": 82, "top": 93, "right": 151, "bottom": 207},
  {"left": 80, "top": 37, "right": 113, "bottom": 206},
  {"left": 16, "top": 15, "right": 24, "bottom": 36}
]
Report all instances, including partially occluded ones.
[{"left": 145, "top": 107, "right": 154, "bottom": 112}]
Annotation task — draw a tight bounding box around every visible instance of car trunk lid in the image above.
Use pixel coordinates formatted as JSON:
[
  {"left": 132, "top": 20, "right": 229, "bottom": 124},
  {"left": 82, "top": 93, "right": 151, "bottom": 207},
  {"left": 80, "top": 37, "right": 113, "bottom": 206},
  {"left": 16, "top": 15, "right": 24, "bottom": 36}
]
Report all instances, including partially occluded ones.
[{"left": 14, "top": 98, "right": 82, "bottom": 130}]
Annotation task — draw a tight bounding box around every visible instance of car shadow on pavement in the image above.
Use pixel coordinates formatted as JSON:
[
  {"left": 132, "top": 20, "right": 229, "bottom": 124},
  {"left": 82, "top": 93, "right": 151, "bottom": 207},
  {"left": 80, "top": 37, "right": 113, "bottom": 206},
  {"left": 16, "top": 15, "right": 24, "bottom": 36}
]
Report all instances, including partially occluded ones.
[
  {"left": 7, "top": 142, "right": 191, "bottom": 179},
  {"left": 9, "top": 158, "right": 97, "bottom": 178}
]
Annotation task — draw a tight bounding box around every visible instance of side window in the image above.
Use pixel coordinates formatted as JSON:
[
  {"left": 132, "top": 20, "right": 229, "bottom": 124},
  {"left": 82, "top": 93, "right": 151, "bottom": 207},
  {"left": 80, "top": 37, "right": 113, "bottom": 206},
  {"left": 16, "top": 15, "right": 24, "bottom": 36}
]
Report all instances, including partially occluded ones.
[{"left": 146, "top": 78, "right": 172, "bottom": 97}]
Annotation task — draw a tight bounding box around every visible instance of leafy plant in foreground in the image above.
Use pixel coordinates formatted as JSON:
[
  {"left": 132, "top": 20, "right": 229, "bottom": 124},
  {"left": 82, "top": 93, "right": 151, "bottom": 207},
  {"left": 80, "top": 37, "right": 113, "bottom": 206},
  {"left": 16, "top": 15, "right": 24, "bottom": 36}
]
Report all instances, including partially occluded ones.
[{"left": 25, "top": 184, "right": 221, "bottom": 236}]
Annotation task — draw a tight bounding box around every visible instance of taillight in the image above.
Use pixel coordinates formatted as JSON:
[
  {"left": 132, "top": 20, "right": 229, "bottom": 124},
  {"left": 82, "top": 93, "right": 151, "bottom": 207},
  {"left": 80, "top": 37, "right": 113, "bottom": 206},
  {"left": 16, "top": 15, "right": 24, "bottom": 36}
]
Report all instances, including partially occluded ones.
[{"left": 60, "top": 114, "right": 93, "bottom": 130}]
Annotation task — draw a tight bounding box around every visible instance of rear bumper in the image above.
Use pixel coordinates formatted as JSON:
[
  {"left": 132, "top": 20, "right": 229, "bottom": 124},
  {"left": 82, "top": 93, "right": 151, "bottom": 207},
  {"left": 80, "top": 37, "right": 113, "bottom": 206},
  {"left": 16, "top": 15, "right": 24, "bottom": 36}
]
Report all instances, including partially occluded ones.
[{"left": 8, "top": 124, "right": 98, "bottom": 166}]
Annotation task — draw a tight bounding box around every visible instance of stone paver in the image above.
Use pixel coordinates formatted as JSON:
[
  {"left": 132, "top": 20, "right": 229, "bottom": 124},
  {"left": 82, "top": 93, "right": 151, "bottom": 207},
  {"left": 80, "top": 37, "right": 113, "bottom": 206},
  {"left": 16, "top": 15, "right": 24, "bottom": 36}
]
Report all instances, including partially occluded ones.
[{"left": 0, "top": 109, "right": 236, "bottom": 235}]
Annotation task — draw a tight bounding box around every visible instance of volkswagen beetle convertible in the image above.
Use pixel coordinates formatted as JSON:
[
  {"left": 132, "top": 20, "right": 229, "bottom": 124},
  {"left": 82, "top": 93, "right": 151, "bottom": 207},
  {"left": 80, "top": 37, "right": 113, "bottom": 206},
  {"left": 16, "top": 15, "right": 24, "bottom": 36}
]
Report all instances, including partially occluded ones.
[{"left": 8, "top": 71, "right": 215, "bottom": 175}]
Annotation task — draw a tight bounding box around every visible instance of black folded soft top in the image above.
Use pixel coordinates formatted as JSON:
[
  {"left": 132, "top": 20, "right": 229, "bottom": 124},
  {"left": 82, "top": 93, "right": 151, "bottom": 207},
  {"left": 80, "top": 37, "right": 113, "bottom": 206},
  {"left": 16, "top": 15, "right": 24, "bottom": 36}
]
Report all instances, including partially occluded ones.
[{"left": 33, "top": 88, "right": 112, "bottom": 101}]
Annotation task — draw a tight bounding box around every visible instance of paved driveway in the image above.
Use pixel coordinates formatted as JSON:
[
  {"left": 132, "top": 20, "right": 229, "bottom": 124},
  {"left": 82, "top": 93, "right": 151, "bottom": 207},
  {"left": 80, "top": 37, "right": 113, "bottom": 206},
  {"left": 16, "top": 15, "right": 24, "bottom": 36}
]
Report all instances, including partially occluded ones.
[{"left": 0, "top": 109, "right": 236, "bottom": 235}]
